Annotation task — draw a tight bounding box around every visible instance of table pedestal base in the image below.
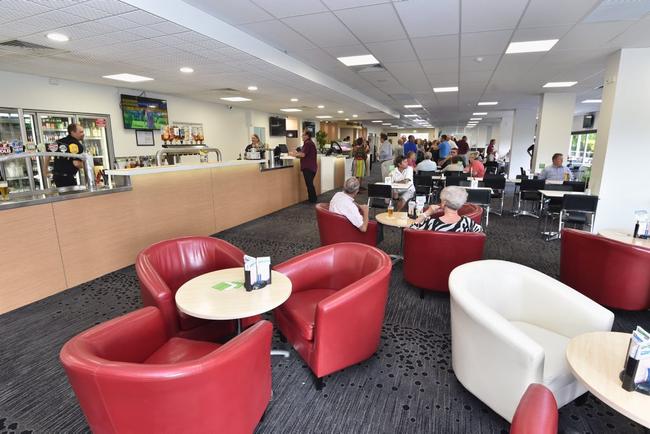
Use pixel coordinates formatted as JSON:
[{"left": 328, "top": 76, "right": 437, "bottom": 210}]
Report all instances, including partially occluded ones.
[
  {"left": 389, "top": 254, "right": 403, "bottom": 264},
  {"left": 271, "top": 349, "right": 290, "bottom": 358}
]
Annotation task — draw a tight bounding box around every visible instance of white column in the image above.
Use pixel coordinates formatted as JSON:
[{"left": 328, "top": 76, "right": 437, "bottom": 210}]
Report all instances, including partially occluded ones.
[
  {"left": 591, "top": 48, "right": 650, "bottom": 232},
  {"left": 532, "top": 92, "right": 575, "bottom": 171},
  {"left": 508, "top": 107, "right": 538, "bottom": 178},
  {"left": 497, "top": 111, "right": 514, "bottom": 156}
]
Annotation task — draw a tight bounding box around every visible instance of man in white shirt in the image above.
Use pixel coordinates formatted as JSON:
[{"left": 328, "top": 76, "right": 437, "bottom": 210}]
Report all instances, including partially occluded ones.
[
  {"left": 391, "top": 155, "right": 415, "bottom": 211},
  {"left": 378, "top": 133, "right": 393, "bottom": 178},
  {"left": 415, "top": 152, "right": 437, "bottom": 173},
  {"left": 328, "top": 177, "right": 369, "bottom": 232},
  {"left": 539, "top": 153, "right": 574, "bottom": 181}
]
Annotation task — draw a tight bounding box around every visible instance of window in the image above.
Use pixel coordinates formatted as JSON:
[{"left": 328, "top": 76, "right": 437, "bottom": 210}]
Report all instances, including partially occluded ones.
[{"left": 569, "top": 130, "right": 596, "bottom": 167}]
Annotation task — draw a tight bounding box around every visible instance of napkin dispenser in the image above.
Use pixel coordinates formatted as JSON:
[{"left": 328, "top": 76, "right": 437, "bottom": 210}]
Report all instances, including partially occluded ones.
[{"left": 244, "top": 255, "right": 272, "bottom": 291}]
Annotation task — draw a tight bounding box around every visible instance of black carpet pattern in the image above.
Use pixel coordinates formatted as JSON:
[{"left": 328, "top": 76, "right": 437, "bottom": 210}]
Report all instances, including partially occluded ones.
[{"left": 1, "top": 164, "right": 648, "bottom": 434}]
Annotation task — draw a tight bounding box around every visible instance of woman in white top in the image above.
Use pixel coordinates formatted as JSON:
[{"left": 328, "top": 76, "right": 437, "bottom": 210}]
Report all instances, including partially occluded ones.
[{"left": 390, "top": 155, "right": 415, "bottom": 211}]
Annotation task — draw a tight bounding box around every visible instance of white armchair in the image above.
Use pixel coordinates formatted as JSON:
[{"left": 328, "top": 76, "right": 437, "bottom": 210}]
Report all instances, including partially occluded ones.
[{"left": 449, "top": 260, "right": 614, "bottom": 422}]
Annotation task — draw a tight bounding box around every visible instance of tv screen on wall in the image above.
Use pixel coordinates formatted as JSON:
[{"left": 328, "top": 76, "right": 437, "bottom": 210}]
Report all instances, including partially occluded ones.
[
  {"left": 269, "top": 116, "right": 286, "bottom": 136},
  {"left": 120, "top": 94, "right": 168, "bottom": 130}
]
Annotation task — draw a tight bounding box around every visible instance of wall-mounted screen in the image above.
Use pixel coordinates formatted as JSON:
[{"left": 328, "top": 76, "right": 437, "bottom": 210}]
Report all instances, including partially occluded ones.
[
  {"left": 120, "top": 94, "right": 168, "bottom": 130},
  {"left": 302, "top": 121, "right": 315, "bottom": 135},
  {"left": 269, "top": 116, "right": 286, "bottom": 136}
]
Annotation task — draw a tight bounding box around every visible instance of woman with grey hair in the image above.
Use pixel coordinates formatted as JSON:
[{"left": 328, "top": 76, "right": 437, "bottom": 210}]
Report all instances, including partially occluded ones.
[{"left": 410, "top": 186, "right": 483, "bottom": 232}]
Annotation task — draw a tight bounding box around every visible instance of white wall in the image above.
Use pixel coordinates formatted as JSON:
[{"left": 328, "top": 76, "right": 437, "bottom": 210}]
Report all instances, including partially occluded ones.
[
  {"left": 509, "top": 108, "right": 538, "bottom": 177},
  {"left": 0, "top": 70, "right": 286, "bottom": 162},
  {"left": 498, "top": 111, "right": 514, "bottom": 156}
]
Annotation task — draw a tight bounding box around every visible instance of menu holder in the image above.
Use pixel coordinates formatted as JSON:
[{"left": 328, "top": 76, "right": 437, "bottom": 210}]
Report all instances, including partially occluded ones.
[
  {"left": 244, "top": 255, "right": 272, "bottom": 292},
  {"left": 620, "top": 326, "right": 650, "bottom": 395}
]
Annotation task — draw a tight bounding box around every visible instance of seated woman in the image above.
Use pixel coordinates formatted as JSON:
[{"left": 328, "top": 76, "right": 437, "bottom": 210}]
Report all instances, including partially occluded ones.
[
  {"left": 391, "top": 155, "right": 415, "bottom": 211},
  {"left": 406, "top": 151, "right": 417, "bottom": 168},
  {"left": 464, "top": 151, "right": 486, "bottom": 177},
  {"left": 410, "top": 186, "right": 483, "bottom": 232}
]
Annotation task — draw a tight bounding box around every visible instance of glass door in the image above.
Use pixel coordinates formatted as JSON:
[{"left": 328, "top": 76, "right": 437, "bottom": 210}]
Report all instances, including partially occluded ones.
[
  {"left": 0, "top": 108, "right": 31, "bottom": 193},
  {"left": 38, "top": 113, "right": 74, "bottom": 145},
  {"left": 77, "top": 115, "right": 108, "bottom": 169}
]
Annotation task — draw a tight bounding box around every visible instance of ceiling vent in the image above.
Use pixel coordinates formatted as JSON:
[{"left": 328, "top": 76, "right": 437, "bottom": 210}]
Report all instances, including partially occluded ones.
[
  {"left": 210, "top": 87, "right": 239, "bottom": 93},
  {"left": 0, "top": 39, "right": 66, "bottom": 56},
  {"left": 354, "top": 64, "right": 387, "bottom": 74}
]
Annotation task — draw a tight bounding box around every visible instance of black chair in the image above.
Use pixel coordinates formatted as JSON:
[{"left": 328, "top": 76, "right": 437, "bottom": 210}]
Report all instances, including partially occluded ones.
[
  {"left": 367, "top": 183, "right": 393, "bottom": 216},
  {"left": 560, "top": 194, "right": 599, "bottom": 233},
  {"left": 417, "top": 170, "right": 436, "bottom": 178},
  {"left": 415, "top": 185, "right": 432, "bottom": 204},
  {"left": 538, "top": 184, "right": 572, "bottom": 238},
  {"left": 563, "top": 181, "right": 586, "bottom": 192},
  {"left": 484, "top": 161, "right": 499, "bottom": 175},
  {"left": 414, "top": 174, "right": 434, "bottom": 188},
  {"left": 516, "top": 178, "right": 546, "bottom": 217},
  {"left": 465, "top": 188, "right": 492, "bottom": 226},
  {"left": 445, "top": 176, "right": 470, "bottom": 187},
  {"left": 482, "top": 175, "right": 506, "bottom": 215},
  {"left": 443, "top": 171, "right": 466, "bottom": 178}
]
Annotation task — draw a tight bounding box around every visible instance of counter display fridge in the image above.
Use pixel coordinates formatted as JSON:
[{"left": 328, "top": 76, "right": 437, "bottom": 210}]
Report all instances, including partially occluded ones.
[{"left": 0, "top": 108, "right": 44, "bottom": 193}]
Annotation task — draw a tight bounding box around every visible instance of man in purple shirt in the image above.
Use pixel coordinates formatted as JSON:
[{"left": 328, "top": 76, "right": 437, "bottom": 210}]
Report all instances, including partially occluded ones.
[{"left": 292, "top": 130, "right": 318, "bottom": 203}]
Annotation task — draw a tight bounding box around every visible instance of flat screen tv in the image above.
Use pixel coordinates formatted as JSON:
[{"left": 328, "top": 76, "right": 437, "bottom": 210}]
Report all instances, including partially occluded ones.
[
  {"left": 269, "top": 116, "right": 286, "bottom": 136},
  {"left": 120, "top": 94, "right": 168, "bottom": 130},
  {"left": 302, "top": 121, "right": 315, "bottom": 135}
]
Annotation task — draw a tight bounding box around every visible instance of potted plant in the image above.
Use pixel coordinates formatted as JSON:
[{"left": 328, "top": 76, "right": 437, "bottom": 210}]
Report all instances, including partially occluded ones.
[{"left": 315, "top": 130, "right": 328, "bottom": 153}]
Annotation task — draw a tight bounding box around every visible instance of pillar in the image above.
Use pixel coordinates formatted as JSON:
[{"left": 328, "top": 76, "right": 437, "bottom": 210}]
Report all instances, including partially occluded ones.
[
  {"left": 591, "top": 48, "right": 650, "bottom": 232},
  {"left": 508, "top": 107, "right": 538, "bottom": 178},
  {"left": 498, "top": 111, "right": 514, "bottom": 157},
  {"left": 532, "top": 92, "right": 575, "bottom": 171}
]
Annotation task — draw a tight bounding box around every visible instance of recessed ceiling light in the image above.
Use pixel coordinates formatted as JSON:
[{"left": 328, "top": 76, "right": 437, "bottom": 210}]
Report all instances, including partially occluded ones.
[
  {"left": 352, "top": 114, "right": 358, "bottom": 118},
  {"left": 473, "top": 112, "right": 488, "bottom": 115},
  {"left": 337, "top": 110, "right": 344, "bottom": 114},
  {"left": 280, "top": 108, "right": 302, "bottom": 112},
  {"left": 371, "top": 120, "right": 383, "bottom": 123},
  {"left": 179, "top": 67, "right": 194, "bottom": 73},
  {"left": 474, "top": 57, "right": 484, "bottom": 63},
  {"left": 46, "top": 32, "right": 69, "bottom": 42},
  {"left": 220, "top": 96, "right": 252, "bottom": 102},
  {"left": 582, "top": 99, "right": 602, "bottom": 103},
  {"left": 345, "top": 118, "right": 350, "bottom": 121},
  {"left": 543, "top": 81, "right": 577, "bottom": 88},
  {"left": 404, "top": 104, "right": 422, "bottom": 108},
  {"left": 382, "top": 123, "right": 391, "bottom": 125},
  {"left": 247, "top": 85, "right": 258, "bottom": 91},
  {"left": 470, "top": 118, "right": 483, "bottom": 120},
  {"left": 102, "top": 73, "right": 153, "bottom": 83},
  {"left": 337, "top": 54, "right": 380, "bottom": 67},
  {"left": 478, "top": 101, "right": 498, "bottom": 106},
  {"left": 290, "top": 97, "right": 299, "bottom": 102},
  {"left": 433, "top": 86, "right": 459, "bottom": 93},
  {"left": 506, "top": 39, "right": 559, "bottom": 54},
  {"left": 316, "top": 115, "right": 332, "bottom": 119},
  {"left": 317, "top": 105, "right": 324, "bottom": 108},
  {"left": 403, "top": 114, "right": 418, "bottom": 118}
]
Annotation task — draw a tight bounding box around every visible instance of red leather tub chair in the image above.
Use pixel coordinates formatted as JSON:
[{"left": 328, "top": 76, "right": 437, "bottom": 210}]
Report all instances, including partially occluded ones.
[
  {"left": 430, "top": 203, "right": 484, "bottom": 225},
  {"left": 560, "top": 228, "right": 650, "bottom": 310},
  {"left": 403, "top": 229, "right": 486, "bottom": 296},
  {"left": 60, "top": 307, "right": 272, "bottom": 434},
  {"left": 510, "top": 384, "right": 558, "bottom": 434},
  {"left": 315, "top": 203, "right": 378, "bottom": 246},
  {"left": 136, "top": 236, "right": 259, "bottom": 342},
  {"left": 273, "top": 243, "right": 392, "bottom": 388}
]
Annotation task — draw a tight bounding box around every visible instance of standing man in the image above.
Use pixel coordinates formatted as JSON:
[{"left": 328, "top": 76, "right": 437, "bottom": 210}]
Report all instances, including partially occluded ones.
[
  {"left": 378, "top": 133, "right": 393, "bottom": 178},
  {"left": 539, "top": 153, "right": 574, "bottom": 181},
  {"left": 403, "top": 135, "right": 417, "bottom": 156},
  {"left": 291, "top": 130, "right": 318, "bottom": 203},
  {"left": 438, "top": 135, "right": 452, "bottom": 162},
  {"left": 52, "top": 123, "right": 85, "bottom": 187},
  {"left": 456, "top": 135, "right": 469, "bottom": 164}
]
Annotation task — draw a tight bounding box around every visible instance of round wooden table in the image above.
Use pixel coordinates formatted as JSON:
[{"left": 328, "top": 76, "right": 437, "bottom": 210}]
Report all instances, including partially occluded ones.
[
  {"left": 376, "top": 211, "right": 414, "bottom": 262},
  {"left": 566, "top": 331, "right": 650, "bottom": 428},
  {"left": 599, "top": 229, "right": 650, "bottom": 249}
]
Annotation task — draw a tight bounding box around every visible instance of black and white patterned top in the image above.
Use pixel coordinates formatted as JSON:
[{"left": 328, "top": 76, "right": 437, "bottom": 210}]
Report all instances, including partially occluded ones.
[{"left": 410, "top": 215, "right": 483, "bottom": 233}]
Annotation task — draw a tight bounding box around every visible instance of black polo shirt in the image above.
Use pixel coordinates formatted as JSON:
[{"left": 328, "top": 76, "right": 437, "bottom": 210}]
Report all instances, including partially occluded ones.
[{"left": 52, "top": 135, "right": 84, "bottom": 177}]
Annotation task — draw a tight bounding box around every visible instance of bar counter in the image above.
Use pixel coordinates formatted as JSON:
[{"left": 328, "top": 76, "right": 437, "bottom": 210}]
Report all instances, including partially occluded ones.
[{"left": 0, "top": 158, "right": 336, "bottom": 314}]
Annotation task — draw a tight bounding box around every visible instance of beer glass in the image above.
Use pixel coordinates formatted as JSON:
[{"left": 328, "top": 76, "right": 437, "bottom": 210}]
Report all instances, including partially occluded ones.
[
  {"left": 0, "top": 181, "right": 8, "bottom": 200},
  {"left": 387, "top": 200, "right": 394, "bottom": 217}
]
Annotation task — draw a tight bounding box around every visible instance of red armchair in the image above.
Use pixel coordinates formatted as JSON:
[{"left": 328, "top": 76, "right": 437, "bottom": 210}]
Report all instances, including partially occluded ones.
[
  {"left": 403, "top": 229, "right": 486, "bottom": 296},
  {"left": 315, "top": 203, "right": 378, "bottom": 246},
  {"left": 273, "top": 243, "right": 392, "bottom": 387},
  {"left": 510, "top": 384, "right": 558, "bottom": 434},
  {"left": 60, "top": 306, "right": 272, "bottom": 434},
  {"left": 136, "top": 236, "right": 259, "bottom": 342},
  {"left": 560, "top": 228, "right": 650, "bottom": 310},
  {"left": 431, "top": 203, "right": 484, "bottom": 225}
]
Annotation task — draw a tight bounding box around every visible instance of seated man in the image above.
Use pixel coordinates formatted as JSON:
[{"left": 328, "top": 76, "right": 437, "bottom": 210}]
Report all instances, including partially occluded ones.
[
  {"left": 391, "top": 155, "right": 415, "bottom": 211},
  {"left": 440, "top": 148, "right": 466, "bottom": 171},
  {"left": 539, "top": 153, "right": 574, "bottom": 181},
  {"left": 410, "top": 186, "right": 483, "bottom": 233},
  {"left": 328, "top": 177, "right": 369, "bottom": 232},
  {"left": 415, "top": 151, "right": 437, "bottom": 173}
]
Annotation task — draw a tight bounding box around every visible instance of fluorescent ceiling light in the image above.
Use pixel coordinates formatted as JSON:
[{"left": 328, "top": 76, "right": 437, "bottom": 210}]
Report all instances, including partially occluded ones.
[
  {"left": 382, "top": 123, "right": 391, "bottom": 125},
  {"left": 345, "top": 118, "right": 349, "bottom": 121},
  {"left": 316, "top": 115, "right": 332, "bottom": 119},
  {"left": 317, "top": 105, "right": 324, "bottom": 109},
  {"left": 337, "top": 110, "right": 344, "bottom": 114},
  {"left": 179, "top": 67, "right": 194, "bottom": 73},
  {"left": 247, "top": 85, "right": 258, "bottom": 91},
  {"left": 102, "top": 73, "right": 153, "bottom": 83},
  {"left": 470, "top": 118, "right": 483, "bottom": 120},
  {"left": 582, "top": 99, "right": 602, "bottom": 103},
  {"left": 352, "top": 114, "right": 358, "bottom": 118},
  {"left": 473, "top": 112, "right": 488, "bottom": 115},
  {"left": 404, "top": 104, "right": 422, "bottom": 108},
  {"left": 391, "top": 125, "right": 398, "bottom": 127},
  {"left": 290, "top": 97, "right": 299, "bottom": 102},
  {"left": 478, "top": 101, "right": 498, "bottom": 106},
  {"left": 543, "top": 81, "right": 577, "bottom": 88},
  {"left": 506, "top": 39, "right": 559, "bottom": 54},
  {"left": 280, "top": 108, "right": 302, "bottom": 112},
  {"left": 371, "top": 120, "right": 383, "bottom": 123},
  {"left": 433, "top": 86, "right": 458, "bottom": 93},
  {"left": 337, "top": 54, "right": 380, "bottom": 67},
  {"left": 46, "top": 32, "right": 69, "bottom": 42},
  {"left": 220, "top": 96, "right": 251, "bottom": 102},
  {"left": 403, "top": 114, "right": 418, "bottom": 118}
]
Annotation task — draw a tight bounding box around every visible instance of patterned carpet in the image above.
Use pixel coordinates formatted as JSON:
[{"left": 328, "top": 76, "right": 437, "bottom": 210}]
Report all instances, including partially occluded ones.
[{"left": 0, "top": 164, "right": 648, "bottom": 434}]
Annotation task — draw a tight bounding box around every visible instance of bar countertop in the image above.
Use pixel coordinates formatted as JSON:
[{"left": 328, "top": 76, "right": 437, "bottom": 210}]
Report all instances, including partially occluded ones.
[{"left": 0, "top": 185, "right": 132, "bottom": 211}]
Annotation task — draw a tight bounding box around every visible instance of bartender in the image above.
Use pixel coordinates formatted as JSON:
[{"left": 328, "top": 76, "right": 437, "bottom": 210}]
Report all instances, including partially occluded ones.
[
  {"left": 51, "top": 123, "right": 85, "bottom": 187},
  {"left": 244, "top": 134, "right": 263, "bottom": 156}
]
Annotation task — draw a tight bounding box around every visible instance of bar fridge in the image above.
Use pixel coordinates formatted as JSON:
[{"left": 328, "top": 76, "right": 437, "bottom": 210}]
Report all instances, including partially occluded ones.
[{"left": 0, "top": 108, "right": 44, "bottom": 193}]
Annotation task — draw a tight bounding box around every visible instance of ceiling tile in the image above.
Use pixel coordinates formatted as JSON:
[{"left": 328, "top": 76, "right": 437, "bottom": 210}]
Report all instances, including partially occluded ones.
[
  {"left": 554, "top": 21, "right": 634, "bottom": 50},
  {"left": 519, "top": 0, "right": 600, "bottom": 28},
  {"left": 511, "top": 25, "right": 572, "bottom": 42},
  {"left": 459, "top": 55, "right": 500, "bottom": 72},
  {"left": 461, "top": 30, "right": 512, "bottom": 56},
  {"left": 335, "top": 3, "right": 407, "bottom": 43},
  {"left": 251, "top": 0, "right": 328, "bottom": 18},
  {"left": 282, "top": 12, "right": 359, "bottom": 48},
  {"left": 411, "top": 34, "right": 458, "bottom": 60},
  {"left": 366, "top": 39, "right": 418, "bottom": 63},
  {"left": 148, "top": 21, "right": 188, "bottom": 35},
  {"left": 395, "top": 0, "right": 459, "bottom": 38},
  {"left": 461, "top": 0, "right": 528, "bottom": 32},
  {"left": 120, "top": 10, "right": 167, "bottom": 26},
  {"left": 182, "top": 0, "right": 273, "bottom": 25},
  {"left": 242, "top": 20, "right": 317, "bottom": 53},
  {"left": 321, "top": 0, "right": 391, "bottom": 10},
  {"left": 81, "top": 0, "right": 136, "bottom": 15}
]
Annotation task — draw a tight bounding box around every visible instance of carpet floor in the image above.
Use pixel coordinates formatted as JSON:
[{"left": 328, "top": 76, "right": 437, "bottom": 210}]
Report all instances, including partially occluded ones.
[{"left": 1, "top": 163, "right": 648, "bottom": 434}]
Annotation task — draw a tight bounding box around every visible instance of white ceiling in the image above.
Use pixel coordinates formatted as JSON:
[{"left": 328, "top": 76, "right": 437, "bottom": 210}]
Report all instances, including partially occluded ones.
[{"left": 1, "top": 0, "right": 649, "bottom": 129}]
